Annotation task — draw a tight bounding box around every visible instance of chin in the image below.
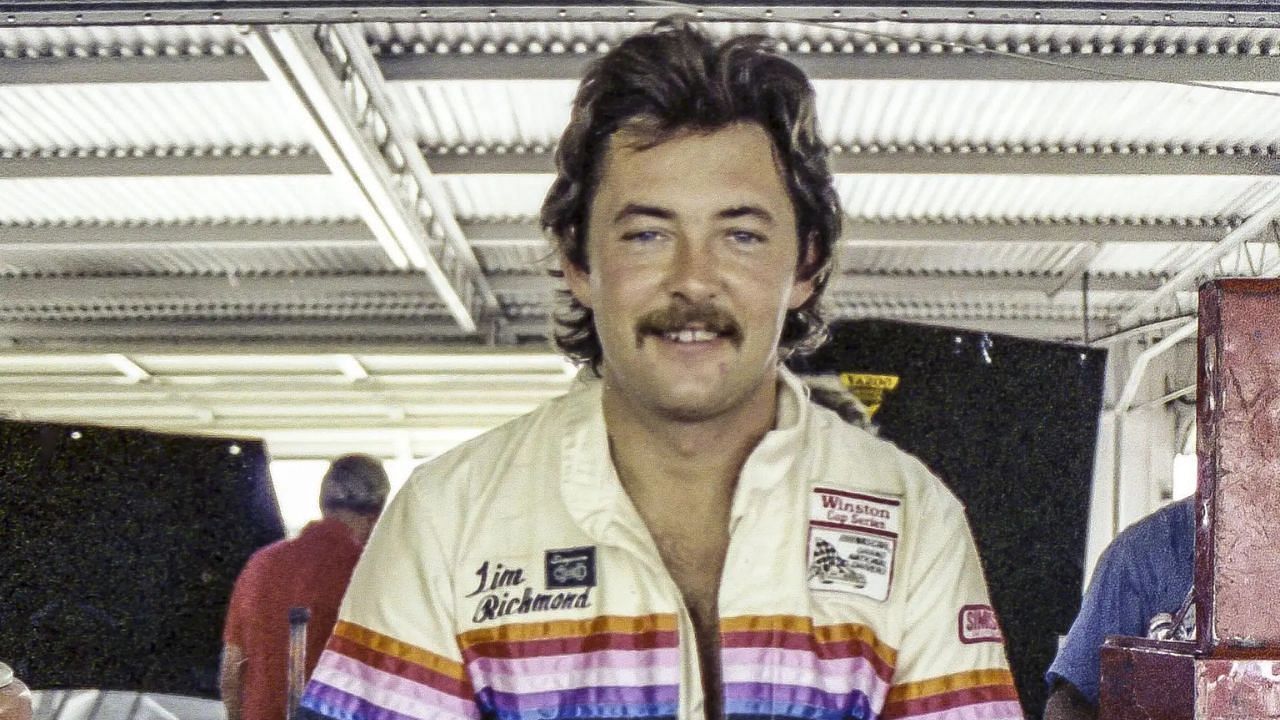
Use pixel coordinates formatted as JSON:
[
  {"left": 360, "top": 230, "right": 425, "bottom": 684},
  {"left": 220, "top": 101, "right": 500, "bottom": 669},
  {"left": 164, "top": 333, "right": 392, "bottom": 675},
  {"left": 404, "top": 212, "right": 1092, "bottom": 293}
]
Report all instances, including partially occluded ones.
[{"left": 649, "top": 387, "right": 737, "bottom": 423}]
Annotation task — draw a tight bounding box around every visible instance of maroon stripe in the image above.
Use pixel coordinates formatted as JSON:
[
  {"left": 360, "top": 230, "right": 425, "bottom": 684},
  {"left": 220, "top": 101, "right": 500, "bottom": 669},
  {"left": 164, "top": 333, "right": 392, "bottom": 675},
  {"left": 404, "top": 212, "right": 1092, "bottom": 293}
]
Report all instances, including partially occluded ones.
[
  {"left": 720, "top": 629, "right": 894, "bottom": 682},
  {"left": 461, "top": 628, "right": 679, "bottom": 661},
  {"left": 327, "top": 634, "right": 473, "bottom": 700},
  {"left": 882, "top": 683, "right": 1020, "bottom": 718},
  {"left": 813, "top": 487, "right": 901, "bottom": 506},
  {"left": 809, "top": 520, "right": 899, "bottom": 539}
]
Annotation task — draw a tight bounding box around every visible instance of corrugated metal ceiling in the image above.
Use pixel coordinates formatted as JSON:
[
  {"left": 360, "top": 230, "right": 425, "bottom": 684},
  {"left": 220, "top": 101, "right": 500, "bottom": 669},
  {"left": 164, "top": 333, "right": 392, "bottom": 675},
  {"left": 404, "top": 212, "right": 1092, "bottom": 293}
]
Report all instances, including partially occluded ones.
[
  {"left": 0, "top": 84, "right": 310, "bottom": 152},
  {"left": 2, "top": 16, "right": 1278, "bottom": 350},
  {"left": 0, "top": 177, "right": 360, "bottom": 224}
]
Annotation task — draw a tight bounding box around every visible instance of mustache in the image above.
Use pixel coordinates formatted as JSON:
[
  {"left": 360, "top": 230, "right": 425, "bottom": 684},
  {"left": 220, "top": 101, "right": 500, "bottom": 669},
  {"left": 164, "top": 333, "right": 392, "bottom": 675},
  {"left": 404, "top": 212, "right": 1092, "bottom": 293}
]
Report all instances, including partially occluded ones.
[{"left": 635, "top": 302, "right": 743, "bottom": 346}]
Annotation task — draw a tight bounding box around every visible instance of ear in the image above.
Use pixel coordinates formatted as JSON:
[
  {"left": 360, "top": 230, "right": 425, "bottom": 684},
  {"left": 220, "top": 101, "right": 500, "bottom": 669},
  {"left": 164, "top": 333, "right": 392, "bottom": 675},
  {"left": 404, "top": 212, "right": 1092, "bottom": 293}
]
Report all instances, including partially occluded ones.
[
  {"left": 788, "top": 239, "right": 820, "bottom": 310},
  {"left": 561, "top": 253, "right": 594, "bottom": 309}
]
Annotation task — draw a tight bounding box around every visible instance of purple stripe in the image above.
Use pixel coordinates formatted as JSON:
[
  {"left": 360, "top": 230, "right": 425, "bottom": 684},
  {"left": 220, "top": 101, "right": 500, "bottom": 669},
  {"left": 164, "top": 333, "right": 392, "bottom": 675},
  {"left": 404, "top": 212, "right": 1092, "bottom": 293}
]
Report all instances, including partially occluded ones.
[
  {"left": 721, "top": 646, "right": 890, "bottom": 701},
  {"left": 468, "top": 647, "right": 681, "bottom": 694},
  {"left": 469, "top": 646, "right": 681, "bottom": 677},
  {"left": 724, "top": 681, "right": 856, "bottom": 713},
  {"left": 897, "top": 699, "right": 1025, "bottom": 720},
  {"left": 315, "top": 652, "right": 478, "bottom": 719},
  {"left": 477, "top": 683, "right": 680, "bottom": 714},
  {"left": 303, "top": 682, "right": 442, "bottom": 720},
  {"left": 462, "top": 629, "right": 678, "bottom": 662}
]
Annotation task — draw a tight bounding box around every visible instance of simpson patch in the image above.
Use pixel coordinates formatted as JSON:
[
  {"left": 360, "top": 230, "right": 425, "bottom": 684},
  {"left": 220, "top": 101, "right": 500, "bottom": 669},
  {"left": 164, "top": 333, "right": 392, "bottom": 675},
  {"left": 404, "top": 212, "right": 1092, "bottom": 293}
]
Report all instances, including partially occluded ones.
[{"left": 958, "top": 604, "right": 1004, "bottom": 644}]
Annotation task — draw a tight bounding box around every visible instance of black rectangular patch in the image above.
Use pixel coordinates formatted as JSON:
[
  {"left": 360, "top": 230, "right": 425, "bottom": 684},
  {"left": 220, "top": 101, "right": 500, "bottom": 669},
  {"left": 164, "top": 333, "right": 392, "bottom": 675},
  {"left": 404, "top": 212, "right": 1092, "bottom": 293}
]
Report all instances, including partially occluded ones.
[{"left": 545, "top": 546, "right": 596, "bottom": 589}]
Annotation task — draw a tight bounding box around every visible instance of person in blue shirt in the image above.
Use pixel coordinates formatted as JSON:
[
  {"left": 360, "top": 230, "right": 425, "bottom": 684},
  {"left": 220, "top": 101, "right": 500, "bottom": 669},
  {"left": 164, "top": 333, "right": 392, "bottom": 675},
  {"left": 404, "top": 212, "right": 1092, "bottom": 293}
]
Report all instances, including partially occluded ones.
[{"left": 1043, "top": 497, "right": 1195, "bottom": 720}]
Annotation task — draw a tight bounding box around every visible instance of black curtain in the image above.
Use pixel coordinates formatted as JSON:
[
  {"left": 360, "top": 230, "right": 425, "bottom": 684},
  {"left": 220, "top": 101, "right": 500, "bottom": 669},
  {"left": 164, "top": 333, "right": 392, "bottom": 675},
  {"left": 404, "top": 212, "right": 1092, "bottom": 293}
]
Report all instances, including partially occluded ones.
[
  {"left": 791, "top": 319, "right": 1106, "bottom": 719},
  {"left": 0, "top": 420, "right": 284, "bottom": 696}
]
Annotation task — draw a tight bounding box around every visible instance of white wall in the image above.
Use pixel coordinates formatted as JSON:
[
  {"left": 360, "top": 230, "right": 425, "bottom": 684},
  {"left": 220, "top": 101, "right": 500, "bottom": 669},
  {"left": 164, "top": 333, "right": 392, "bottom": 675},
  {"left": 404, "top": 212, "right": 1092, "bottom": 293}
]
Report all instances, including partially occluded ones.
[
  {"left": 267, "top": 458, "right": 420, "bottom": 536},
  {"left": 1085, "top": 335, "right": 1195, "bottom": 580}
]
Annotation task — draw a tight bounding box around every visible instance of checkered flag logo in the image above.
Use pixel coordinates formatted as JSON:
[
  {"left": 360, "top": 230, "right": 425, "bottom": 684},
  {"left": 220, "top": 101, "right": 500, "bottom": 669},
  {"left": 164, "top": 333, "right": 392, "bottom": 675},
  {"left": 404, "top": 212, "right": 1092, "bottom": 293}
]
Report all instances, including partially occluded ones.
[{"left": 808, "top": 538, "right": 867, "bottom": 588}]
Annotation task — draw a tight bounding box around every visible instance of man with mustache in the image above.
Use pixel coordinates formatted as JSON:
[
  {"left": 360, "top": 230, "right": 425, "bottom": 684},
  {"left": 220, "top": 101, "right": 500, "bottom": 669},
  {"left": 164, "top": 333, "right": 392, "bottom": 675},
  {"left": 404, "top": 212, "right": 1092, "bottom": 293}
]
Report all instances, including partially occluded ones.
[{"left": 299, "top": 20, "right": 1021, "bottom": 720}]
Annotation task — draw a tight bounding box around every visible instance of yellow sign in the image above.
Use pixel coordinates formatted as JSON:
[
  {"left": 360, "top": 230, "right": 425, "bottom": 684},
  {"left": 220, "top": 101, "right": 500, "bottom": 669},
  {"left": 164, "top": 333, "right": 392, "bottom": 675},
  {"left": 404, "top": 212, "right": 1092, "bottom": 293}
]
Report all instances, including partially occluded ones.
[{"left": 839, "top": 373, "right": 901, "bottom": 419}]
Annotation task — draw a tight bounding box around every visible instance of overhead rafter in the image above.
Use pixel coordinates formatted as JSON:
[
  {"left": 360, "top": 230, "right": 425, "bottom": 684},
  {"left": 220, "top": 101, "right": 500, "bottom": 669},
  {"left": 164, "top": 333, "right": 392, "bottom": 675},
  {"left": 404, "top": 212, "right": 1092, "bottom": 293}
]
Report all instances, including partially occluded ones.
[
  {"left": 0, "top": 2, "right": 1275, "bottom": 27},
  {"left": 0, "top": 218, "right": 1239, "bottom": 250},
  {"left": 241, "top": 24, "right": 495, "bottom": 333},
  {"left": 8, "top": 41, "right": 1280, "bottom": 84},
  {"left": 1117, "top": 186, "right": 1280, "bottom": 326},
  {"left": 1, "top": 54, "right": 264, "bottom": 84},
  {"left": 0, "top": 269, "right": 1167, "bottom": 304},
  {"left": 378, "top": 50, "right": 1280, "bottom": 84},
  {"left": 0, "top": 151, "right": 328, "bottom": 177},
  {"left": 7, "top": 146, "right": 1278, "bottom": 177},
  {"left": 328, "top": 22, "right": 499, "bottom": 329},
  {"left": 0, "top": 318, "right": 552, "bottom": 343},
  {"left": 1046, "top": 243, "right": 1104, "bottom": 296},
  {"left": 0, "top": 222, "right": 377, "bottom": 248},
  {"left": 0, "top": 314, "right": 1096, "bottom": 346}
]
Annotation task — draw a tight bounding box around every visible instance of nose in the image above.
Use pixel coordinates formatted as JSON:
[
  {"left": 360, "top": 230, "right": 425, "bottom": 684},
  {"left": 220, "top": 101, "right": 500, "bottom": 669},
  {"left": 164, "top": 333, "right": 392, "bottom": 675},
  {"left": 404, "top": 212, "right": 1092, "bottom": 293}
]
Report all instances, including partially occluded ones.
[{"left": 663, "top": 237, "right": 720, "bottom": 302}]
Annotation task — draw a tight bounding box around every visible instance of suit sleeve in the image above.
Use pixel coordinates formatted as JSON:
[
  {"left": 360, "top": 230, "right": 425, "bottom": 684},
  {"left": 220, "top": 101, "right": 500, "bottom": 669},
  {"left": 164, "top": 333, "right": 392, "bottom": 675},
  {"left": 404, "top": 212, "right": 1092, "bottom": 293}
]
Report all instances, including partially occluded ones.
[
  {"left": 882, "top": 492, "right": 1024, "bottom": 720},
  {"left": 299, "top": 474, "right": 478, "bottom": 720},
  {"left": 1045, "top": 536, "right": 1148, "bottom": 705}
]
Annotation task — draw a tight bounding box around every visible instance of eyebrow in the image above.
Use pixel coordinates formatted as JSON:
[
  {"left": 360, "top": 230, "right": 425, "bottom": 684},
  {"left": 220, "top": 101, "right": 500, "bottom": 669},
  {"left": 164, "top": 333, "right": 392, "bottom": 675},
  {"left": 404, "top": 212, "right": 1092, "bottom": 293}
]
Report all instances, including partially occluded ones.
[
  {"left": 612, "top": 203, "right": 675, "bottom": 224},
  {"left": 610, "top": 203, "right": 777, "bottom": 225},
  {"left": 717, "top": 205, "right": 776, "bottom": 225}
]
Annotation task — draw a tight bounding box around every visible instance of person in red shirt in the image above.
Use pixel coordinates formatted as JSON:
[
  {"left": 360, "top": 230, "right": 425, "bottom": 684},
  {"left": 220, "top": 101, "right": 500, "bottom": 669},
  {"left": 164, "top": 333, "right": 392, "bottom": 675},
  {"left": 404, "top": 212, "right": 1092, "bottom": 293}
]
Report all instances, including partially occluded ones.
[{"left": 220, "top": 454, "right": 390, "bottom": 720}]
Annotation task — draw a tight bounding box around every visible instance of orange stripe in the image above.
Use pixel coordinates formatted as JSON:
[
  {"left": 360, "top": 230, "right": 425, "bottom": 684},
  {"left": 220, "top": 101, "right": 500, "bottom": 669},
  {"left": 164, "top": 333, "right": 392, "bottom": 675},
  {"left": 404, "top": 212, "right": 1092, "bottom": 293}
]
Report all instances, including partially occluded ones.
[
  {"left": 456, "top": 614, "right": 679, "bottom": 649},
  {"left": 720, "top": 615, "right": 899, "bottom": 667},
  {"left": 332, "top": 620, "right": 467, "bottom": 681},
  {"left": 886, "top": 668, "right": 1015, "bottom": 703}
]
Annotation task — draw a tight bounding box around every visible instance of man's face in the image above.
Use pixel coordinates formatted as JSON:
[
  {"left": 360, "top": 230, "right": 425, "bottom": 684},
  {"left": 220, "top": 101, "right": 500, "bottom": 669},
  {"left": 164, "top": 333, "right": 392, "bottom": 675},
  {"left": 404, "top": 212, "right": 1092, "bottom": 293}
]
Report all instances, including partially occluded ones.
[{"left": 564, "top": 122, "right": 815, "bottom": 422}]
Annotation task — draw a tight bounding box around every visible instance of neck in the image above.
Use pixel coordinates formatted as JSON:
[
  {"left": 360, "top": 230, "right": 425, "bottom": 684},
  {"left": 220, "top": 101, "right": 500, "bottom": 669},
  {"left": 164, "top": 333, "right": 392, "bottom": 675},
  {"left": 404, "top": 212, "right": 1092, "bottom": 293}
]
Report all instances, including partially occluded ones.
[
  {"left": 322, "top": 508, "right": 375, "bottom": 545},
  {"left": 601, "top": 373, "right": 782, "bottom": 505}
]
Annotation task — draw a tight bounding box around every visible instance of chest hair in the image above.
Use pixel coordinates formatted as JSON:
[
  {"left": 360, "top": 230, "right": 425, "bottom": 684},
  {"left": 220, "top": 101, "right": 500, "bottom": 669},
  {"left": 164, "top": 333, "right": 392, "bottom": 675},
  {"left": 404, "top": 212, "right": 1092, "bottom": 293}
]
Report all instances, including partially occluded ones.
[{"left": 652, "top": 529, "right": 729, "bottom": 720}]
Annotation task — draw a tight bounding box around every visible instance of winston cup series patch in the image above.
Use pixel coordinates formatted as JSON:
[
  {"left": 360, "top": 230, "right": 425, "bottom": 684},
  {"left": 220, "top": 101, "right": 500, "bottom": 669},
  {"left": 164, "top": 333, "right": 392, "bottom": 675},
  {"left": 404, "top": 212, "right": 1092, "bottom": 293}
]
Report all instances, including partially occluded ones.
[{"left": 807, "top": 487, "right": 901, "bottom": 602}]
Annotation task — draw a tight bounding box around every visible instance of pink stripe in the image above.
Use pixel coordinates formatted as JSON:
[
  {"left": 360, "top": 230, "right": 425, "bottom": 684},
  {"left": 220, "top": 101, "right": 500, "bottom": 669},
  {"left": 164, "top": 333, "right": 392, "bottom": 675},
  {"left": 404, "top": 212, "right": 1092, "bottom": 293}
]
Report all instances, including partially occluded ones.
[
  {"left": 721, "top": 646, "right": 890, "bottom": 704},
  {"left": 468, "top": 648, "right": 681, "bottom": 694},
  {"left": 314, "top": 651, "right": 480, "bottom": 719},
  {"left": 895, "top": 699, "right": 1025, "bottom": 720},
  {"left": 470, "top": 647, "right": 680, "bottom": 676}
]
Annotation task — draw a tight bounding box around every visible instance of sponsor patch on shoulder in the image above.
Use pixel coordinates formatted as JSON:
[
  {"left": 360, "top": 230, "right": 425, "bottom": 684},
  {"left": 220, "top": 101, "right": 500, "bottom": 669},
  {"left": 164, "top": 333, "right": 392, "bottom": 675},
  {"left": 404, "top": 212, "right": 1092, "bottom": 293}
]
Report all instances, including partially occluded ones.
[
  {"left": 958, "top": 604, "right": 1004, "bottom": 644},
  {"left": 807, "top": 487, "right": 901, "bottom": 602}
]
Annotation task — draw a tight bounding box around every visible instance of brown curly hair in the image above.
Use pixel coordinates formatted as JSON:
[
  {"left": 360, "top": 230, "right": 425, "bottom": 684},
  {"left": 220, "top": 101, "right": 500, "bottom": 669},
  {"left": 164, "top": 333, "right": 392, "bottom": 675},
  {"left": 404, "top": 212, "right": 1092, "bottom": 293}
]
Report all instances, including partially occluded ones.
[{"left": 540, "top": 18, "right": 841, "bottom": 372}]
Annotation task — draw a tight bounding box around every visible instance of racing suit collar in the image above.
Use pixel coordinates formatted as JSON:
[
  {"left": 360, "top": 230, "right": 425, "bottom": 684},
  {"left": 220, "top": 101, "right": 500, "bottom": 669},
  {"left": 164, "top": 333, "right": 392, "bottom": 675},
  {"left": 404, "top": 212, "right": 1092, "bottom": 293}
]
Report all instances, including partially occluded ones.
[{"left": 558, "top": 367, "right": 810, "bottom": 542}]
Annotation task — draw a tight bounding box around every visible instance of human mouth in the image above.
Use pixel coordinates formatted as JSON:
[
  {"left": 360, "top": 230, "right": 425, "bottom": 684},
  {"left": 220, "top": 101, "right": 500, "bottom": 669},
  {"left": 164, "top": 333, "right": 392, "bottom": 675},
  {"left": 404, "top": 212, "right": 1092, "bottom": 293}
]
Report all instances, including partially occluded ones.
[{"left": 662, "top": 328, "right": 721, "bottom": 344}]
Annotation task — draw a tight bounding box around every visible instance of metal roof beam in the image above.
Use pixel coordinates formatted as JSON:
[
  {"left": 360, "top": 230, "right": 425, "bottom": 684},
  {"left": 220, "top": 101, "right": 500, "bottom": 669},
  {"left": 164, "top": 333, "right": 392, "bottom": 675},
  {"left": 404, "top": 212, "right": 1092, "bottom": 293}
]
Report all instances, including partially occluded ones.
[
  {"left": 0, "top": 219, "right": 1236, "bottom": 249},
  {"left": 0, "top": 153, "right": 328, "bottom": 177},
  {"left": 10, "top": 46, "right": 1280, "bottom": 85},
  {"left": 2, "top": 3, "right": 1277, "bottom": 27},
  {"left": 0, "top": 222, "right": 374, "bottom": 248},
  {"left": 837, "top": 316, "right": 1092, "bottom": 340},
  {"left": 0, "top": 270, "right": 1165, "bottom": 303},
  {"left": 424, "top": 151, "right": 1280, "bottom": 177},
  {"left": 3, "top": 54, "right": 264, "bottom": 85},
  {"left": 840, "top": 220, "right": 1231, "bottom": 245},
  {"left": 243, "top": 25, "right": 493, "bottom": 332},
  {"left": 0, "top": 318, "right": 553, "bottom": 343},
  {"left": 469, "top": 219, "right": 1235, "bottom": 246},
  {"left": 383, "top": 51, "right": 1280, "bottom": 84},
  {"left": 329, "top": 22, "right": 499, "bottom": 328},
  {"left": 5, "top": 148, "right": 1277, "bottom": 178},
  {"left": 1118, "top": 186, "right": 1280, "bottom": 325},
  {"left": 0, "top": 315, "right": 1099, "bottom": 350},
  {"left": 0, "top": 314, "right": 1094, "bottom": 347}
]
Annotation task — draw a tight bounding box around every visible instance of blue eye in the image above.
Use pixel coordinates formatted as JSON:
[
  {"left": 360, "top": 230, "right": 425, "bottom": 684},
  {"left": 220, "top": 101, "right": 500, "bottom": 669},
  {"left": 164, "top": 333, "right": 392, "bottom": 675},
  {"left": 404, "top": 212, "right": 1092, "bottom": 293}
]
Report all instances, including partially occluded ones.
[
  {"left": 622, "top": 230, "right": 664, "bottom": 243},
  {"left": 730, "top": 230, "right": 765, "bottom": 244}
]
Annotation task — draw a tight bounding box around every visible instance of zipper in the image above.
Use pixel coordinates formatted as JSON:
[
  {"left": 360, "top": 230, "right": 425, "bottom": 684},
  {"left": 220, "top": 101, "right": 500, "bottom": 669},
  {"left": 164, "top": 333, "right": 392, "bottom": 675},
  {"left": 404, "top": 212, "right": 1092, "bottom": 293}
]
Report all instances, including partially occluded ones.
[{"left": 602, "top": 518, "right": 704, "bottom": 719}]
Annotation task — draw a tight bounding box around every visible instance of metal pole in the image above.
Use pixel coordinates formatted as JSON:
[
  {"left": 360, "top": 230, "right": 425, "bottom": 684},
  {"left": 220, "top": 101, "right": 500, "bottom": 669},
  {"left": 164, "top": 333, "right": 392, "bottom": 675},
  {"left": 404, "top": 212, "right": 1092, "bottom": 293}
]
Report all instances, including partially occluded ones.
[{"left": 286, "top": 606, "right": 311, "bottom": 720}]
